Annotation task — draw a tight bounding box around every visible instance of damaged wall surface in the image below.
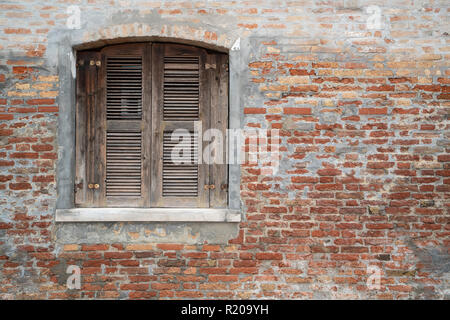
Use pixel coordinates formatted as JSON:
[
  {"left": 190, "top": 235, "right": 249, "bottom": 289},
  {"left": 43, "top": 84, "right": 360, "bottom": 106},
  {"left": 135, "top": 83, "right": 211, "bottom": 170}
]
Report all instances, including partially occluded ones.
[{"left": 0, "top": 0, "right": 449, "bottom": 299}]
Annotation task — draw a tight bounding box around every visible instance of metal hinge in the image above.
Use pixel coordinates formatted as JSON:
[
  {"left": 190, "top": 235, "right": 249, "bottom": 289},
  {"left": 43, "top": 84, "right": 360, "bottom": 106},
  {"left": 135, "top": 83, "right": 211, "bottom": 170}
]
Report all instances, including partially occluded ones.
[
  {"left": 205, "top": 63, "right": 216, "bottom": 70},
  {"left": 204, "top": 184, "right": 216, "bottom": 190}
]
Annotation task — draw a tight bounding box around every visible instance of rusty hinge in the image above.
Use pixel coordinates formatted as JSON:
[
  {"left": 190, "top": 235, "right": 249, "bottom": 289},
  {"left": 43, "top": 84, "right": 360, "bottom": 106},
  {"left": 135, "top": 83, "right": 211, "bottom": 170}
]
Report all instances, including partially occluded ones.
[
  {"left": 205, "top": 63, "right": 216, "bottom": 70},
  {"left": 204, "top": 184, "right": 216, "bottom": 190},
  {"left": 221, "top": 183, "right": 228, "bottom": 191}
]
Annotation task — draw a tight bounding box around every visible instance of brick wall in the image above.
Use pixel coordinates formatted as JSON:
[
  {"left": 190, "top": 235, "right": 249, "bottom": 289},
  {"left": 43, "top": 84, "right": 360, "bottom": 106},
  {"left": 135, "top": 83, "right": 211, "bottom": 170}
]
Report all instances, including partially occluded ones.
[{"left": 0, "top": 0, "right": 449, "bottom": 299}]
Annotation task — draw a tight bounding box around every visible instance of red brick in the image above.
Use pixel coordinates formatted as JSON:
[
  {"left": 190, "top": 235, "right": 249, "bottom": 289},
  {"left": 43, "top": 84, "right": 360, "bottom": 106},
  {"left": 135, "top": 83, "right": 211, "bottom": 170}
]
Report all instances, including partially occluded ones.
[
  {"left": 120, "top": 283, "right": 149, "bottom": 291},
  {"left": 283, "top": 107, "right": 312, "bottom": 115},
  {"left": 255, "top": 252, "right": 283, "bottom": 260},
  {"left": 4, "top": 28, "right": 31, "bottom": 34},
  {"left": 156, "top": 244, "right": 184, "bottom": 251},
  {"left": 26, "top": 99, "right": 55, "bottom": 105},
  {"left": 31, "top": 144, "right": 53, "bottom": 152},
  {"left": 12, "top": 67, "right": 34, "bottom": 74},
  {"left": 249, "top": 62, "right": 272, "bottom": 69},
  {"left": 317, "top": 168, "right": 341, "bottom": 176},
  {"left": 359, "top": 107, "right": 388, "bottom": 115},
  {"left": 9, "top": 182, "right": 32, "bottom": 190},
  {"left": 244, "top": 108, "right": 266, "bottom": 114},
  {"left": 10, "top": 152, "right": 39, "bottom": 159},
  {"left": 32, "top": 175, "right": 54, "bottom": 183},
  {"left": 81, "top": 244, "right": 109, "bottom": 251},
  {"left": 0, "top": 114, "right": 13, "bottom": 120},
  {"left": 38, "top": 106, "right": 59, "bottom": 112}
]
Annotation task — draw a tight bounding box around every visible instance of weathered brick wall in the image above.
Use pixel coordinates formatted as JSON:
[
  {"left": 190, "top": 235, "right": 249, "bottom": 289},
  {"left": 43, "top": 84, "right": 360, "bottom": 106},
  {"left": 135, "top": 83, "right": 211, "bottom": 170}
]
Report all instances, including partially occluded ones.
[{"left": 0, "top": 0, "right": 449, "bottom": 299}]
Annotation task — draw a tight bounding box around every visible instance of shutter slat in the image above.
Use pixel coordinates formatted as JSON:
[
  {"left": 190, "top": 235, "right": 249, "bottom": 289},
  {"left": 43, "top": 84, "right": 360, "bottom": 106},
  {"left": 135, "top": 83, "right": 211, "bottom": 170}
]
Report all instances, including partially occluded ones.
[
  {"left": 106, "top": 131, "right": 142, "bottom": 197},
  {"left": 163, "top": 56, "right": 200, "bottom": 121},
  {"left": 162, "top": 130, "right": 198, "bottom": 197},
  {"left": 106, "top": 56, "right": 142, "bottom": 121}
]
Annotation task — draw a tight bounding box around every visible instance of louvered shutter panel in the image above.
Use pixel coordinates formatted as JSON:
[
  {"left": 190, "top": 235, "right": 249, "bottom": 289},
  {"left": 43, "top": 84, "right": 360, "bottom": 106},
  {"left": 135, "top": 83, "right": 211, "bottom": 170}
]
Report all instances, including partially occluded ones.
[
  {"left": 75, "top": 51, "right": 104, "bottom": 207},
  {"left": 151, "top": 43, "right": 210, "bottom": 207},
  {"left": 101, "top": 44, "right": 151, "bottom": 207}
]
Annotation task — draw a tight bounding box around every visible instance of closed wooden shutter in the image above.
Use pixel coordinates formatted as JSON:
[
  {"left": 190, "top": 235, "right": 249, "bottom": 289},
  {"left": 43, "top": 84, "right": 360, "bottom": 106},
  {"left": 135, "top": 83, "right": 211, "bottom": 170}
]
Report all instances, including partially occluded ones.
[
  {"left": 102, "top": 43, "right": 151, "bottom": 207},
  {"left": 75, "top": 42, "right": 228, "bottom": 209},
  {"left": 151, "top": 43, "right": 210, "bottom": 207},
  {"left": 208, "top": 52, "right": 229, "bottom": 208},
  {"left": 74, "top": 51, "right": 104, "bottom": 207}
]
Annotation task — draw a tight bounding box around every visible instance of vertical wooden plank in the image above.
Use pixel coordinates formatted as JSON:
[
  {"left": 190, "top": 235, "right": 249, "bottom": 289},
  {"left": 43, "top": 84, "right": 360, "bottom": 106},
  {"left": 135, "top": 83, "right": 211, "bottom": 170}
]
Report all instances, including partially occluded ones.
[
  {"left": 142, "top": 42, "right": 152, "bottom": 207},
  {"left": 197, "top": 49, "right": 210, "bottom": 208},
  {"left": 85, "top": 52, "right": 98, "bottom": 206},
  {"left": 150, "top": 43, "right": 164, "bottom": 206},
  {"left": 209, "top": 53, "right": 229, "bottom": 208},
  {"left": 93, "top": 52, "right": 106, "bottom": 207},
  {"left": 74, "top": 52, "right": 88, "bottom": 206}
]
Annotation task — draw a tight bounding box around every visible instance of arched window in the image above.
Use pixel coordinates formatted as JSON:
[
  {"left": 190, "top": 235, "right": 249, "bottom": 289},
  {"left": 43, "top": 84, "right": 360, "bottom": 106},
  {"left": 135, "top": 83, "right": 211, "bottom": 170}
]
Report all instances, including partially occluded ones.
[{"left": 74, "top": 42, "right": 229, "bottom": 209}]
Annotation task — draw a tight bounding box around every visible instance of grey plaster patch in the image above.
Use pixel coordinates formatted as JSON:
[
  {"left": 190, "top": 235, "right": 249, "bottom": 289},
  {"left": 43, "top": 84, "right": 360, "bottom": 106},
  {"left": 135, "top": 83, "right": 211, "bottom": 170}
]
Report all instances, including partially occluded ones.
[{"left": 54, "top": 222, "right": 239, "bottom": 244}]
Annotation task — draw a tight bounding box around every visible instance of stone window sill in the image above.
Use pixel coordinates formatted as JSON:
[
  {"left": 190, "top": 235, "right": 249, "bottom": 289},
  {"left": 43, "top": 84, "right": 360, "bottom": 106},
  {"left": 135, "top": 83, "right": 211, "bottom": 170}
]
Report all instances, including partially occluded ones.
[{"left": 55, "top": 208, "right": 241, "bottom": 222}]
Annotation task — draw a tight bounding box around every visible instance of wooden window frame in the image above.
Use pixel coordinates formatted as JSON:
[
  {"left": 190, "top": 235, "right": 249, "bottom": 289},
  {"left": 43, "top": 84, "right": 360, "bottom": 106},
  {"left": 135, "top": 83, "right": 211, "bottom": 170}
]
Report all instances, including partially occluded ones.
[{"left": 56, "top": 41, "right": 240, "bottom": 222}]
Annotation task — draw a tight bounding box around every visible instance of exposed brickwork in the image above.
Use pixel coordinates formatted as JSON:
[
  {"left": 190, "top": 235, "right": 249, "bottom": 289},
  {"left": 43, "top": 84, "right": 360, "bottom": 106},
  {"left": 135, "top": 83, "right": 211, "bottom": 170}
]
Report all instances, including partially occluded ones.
[{"left": 0, "top": 0, "right": 449, "bottom": 299}]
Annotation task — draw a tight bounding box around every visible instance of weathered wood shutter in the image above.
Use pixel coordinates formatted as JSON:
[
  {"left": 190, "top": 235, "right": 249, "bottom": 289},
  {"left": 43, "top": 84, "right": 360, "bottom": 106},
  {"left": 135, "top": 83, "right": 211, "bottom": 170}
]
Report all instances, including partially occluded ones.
[
  {"left": 102, "top": 44, "right": 151, "bottom": 207},
  {"left": 75, "top": 42, "right": 227, "bottom": 208},
  {"left": 208, "top": 52, "right": 229, "bottom": 208},
  {"left": 75, "top": 44, "right": 150, "bottom": 207},
  {"left": 150, "top": 43, "right": 229, "bottom": 208},
  {"left": 151, "top": 43, "right": 209, "bottom": 207},
  {"left": 74, "top": 51, "right": 104, "bottom": 207}
]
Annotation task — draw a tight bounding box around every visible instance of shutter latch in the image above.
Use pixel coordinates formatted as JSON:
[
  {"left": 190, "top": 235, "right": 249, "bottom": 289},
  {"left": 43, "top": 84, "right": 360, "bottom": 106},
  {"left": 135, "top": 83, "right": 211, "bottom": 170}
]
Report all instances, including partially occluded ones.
[
  {"left": 88, "top": 183, "right": 100, "bottom": 189},
  {"left": 205, "top": 63, "right": 216, "bottom": 70},
  {"left": 204, "top": 184, "right": 216, "bottom": 190}
]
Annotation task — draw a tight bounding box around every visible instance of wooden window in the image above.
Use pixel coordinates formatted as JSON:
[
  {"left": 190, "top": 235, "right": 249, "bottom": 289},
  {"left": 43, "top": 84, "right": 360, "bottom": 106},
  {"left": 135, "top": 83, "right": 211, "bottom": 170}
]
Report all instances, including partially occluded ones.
[{"left": 74, "top": 43, "right": 228, "bottom": 209}]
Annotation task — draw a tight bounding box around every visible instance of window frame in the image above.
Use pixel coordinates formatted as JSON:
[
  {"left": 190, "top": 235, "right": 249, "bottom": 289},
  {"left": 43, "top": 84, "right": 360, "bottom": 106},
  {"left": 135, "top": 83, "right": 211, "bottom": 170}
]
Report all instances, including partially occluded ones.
[{"left": 55, "top": 40, "right": 241, "bottom": 223}]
